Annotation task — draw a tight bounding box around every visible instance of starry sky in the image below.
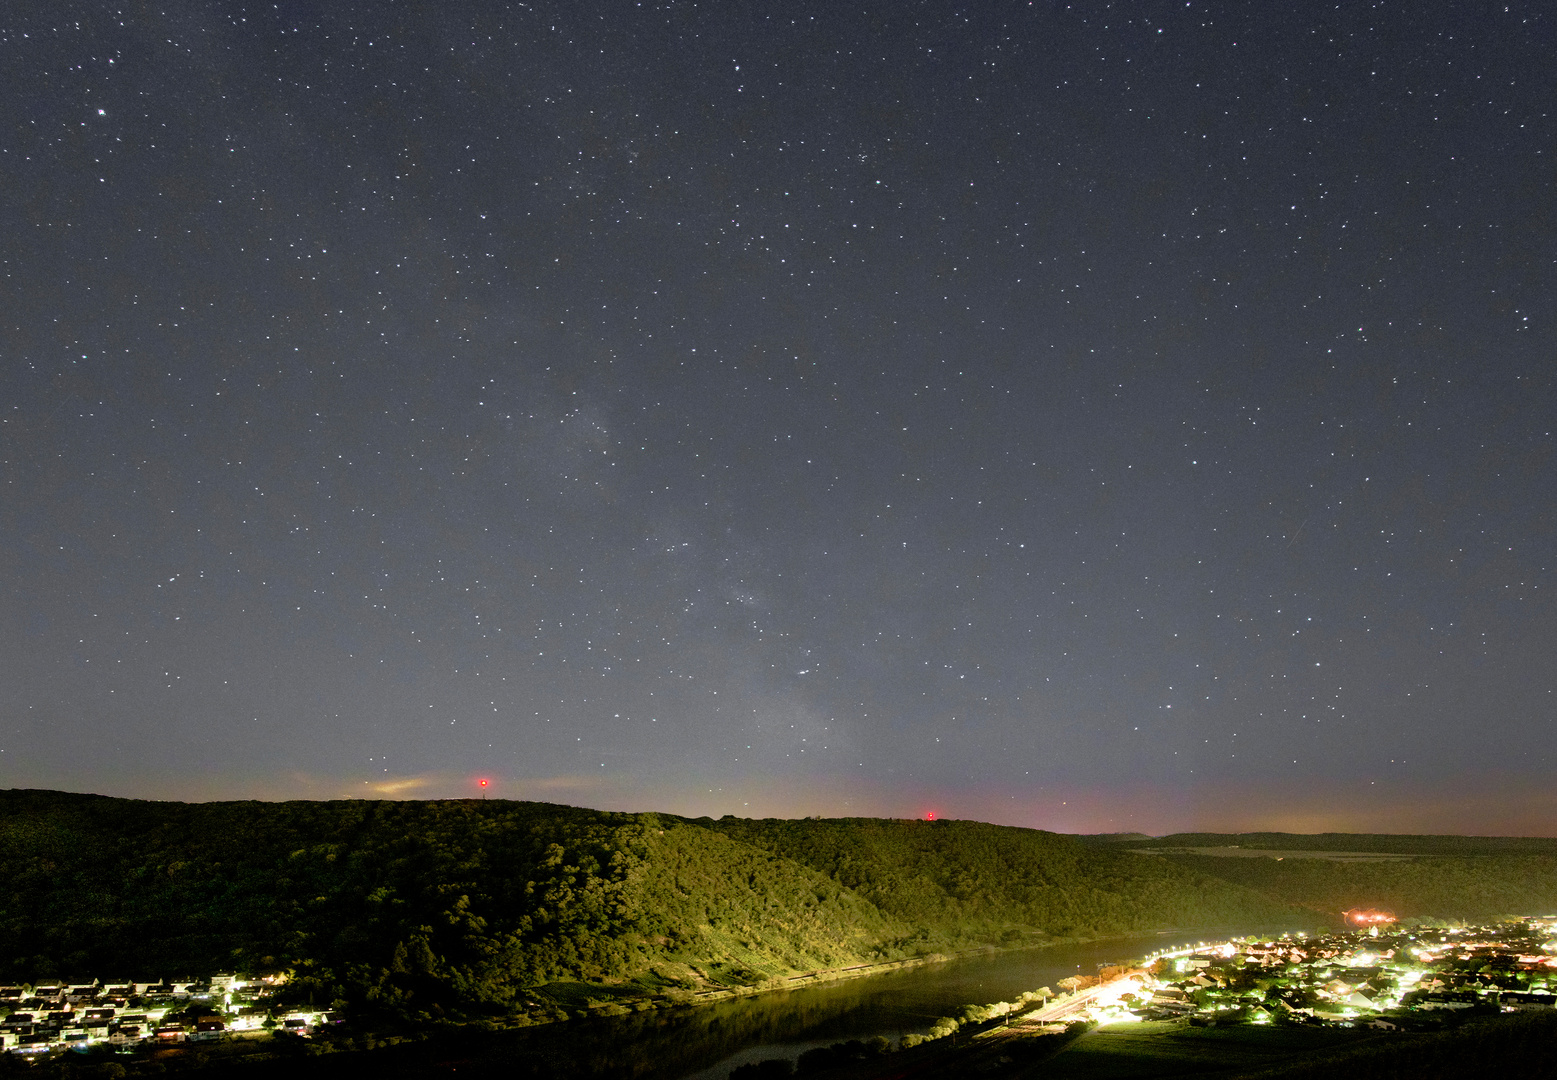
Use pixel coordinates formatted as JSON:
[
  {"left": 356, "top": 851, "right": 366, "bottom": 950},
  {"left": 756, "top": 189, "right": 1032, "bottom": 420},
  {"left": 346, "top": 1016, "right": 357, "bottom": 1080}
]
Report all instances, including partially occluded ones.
[{"left": 2, "top": 1, "right": 1554, "bottom": 835}]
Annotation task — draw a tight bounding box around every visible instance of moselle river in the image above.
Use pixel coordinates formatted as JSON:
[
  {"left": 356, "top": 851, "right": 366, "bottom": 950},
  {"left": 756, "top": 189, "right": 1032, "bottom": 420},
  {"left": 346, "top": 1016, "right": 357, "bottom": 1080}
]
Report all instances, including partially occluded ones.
[
  {"left": 674, "top": 926, "right": 1311, "bottom": 1080},
  {"left": 286, "top": 924, "right": 1314, "bottom": 1079}
]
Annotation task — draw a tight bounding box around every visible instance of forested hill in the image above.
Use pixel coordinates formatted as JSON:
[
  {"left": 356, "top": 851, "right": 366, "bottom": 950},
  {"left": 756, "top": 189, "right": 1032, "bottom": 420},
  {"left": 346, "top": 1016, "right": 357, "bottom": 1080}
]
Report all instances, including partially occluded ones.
[
  {"left": 11, "top": 795, "right": 1555, "bottom": 1030},
  {"left": 710, "top": 816, "right": 1297, "bottom": 940},
  {"left": 0, "top": 790, "right": 1297, "bottom": 1023},
  {"left": 1102, "top": 831, "right": 1557, "bottom": 924}
]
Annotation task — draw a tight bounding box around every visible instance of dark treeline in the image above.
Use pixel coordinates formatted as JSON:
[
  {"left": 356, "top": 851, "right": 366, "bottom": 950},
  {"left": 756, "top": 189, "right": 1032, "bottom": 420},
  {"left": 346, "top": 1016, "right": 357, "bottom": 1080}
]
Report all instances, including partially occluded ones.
[
  {"left": 2, "top": 791, "right": 1553, "bottom": 1032},
  {"left": 0, "top": 791, "right": 1294, "bottom": 1026}
]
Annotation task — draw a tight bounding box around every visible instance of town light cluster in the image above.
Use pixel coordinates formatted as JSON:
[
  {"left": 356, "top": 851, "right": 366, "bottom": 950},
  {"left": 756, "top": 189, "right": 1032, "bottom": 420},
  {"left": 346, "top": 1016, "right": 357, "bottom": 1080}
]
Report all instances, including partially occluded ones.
[
  {"left": 0, "top": 973, "right": 338, "bottom": 1058},
  {"left": 1031, "top": 917, "right": 1557, "bottom": 1032}
]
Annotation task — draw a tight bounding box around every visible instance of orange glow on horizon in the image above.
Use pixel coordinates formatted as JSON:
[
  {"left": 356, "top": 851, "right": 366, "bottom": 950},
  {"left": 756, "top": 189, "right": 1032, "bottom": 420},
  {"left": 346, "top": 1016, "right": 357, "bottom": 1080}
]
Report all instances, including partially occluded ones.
[{"left": 1344, "top": 907, "right": 1397, "bottom": 927}]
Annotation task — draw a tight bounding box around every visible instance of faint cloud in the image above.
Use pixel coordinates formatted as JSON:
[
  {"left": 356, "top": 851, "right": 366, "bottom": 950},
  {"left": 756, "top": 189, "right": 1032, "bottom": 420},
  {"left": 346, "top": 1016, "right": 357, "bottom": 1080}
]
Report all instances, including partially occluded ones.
[{"left": 365, "top": 775, "right": 434, "bottom": 796}]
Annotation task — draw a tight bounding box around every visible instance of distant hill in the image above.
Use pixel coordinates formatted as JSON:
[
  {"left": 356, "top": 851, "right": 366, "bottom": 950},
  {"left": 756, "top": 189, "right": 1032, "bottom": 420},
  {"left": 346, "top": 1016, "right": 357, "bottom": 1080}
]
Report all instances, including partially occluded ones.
[
  {"left": 1, "top": 791, "right": 1553, "bottom": 1028},
  {"left": 1075, "top": 832, "right": 1158, "bottom": 845},
  {"left": 1138, "top": 832, "right": 1557, "bottom": 857},
  {"left": 1128, "top": 832, "right": 1557, "bottom": 924}
]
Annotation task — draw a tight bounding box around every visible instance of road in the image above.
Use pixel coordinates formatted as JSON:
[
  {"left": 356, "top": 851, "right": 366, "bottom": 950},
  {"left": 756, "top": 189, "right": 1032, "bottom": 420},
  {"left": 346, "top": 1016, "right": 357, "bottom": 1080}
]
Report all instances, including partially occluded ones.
[
  {"left": 1011, "top": 980, "right": 1115, "bottom": 1025},
  {"left": 828, "top": 978, "right": 1130, "bottom": 1079}
]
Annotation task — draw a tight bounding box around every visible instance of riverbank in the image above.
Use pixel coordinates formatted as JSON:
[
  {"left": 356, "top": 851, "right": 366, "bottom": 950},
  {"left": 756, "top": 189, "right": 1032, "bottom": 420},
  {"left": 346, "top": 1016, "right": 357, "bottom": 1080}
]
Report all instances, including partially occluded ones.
[
  {"left": 537, "top": 925, "right": 1301, "bottom": 1021},
  {"left": 0, "top": 928, "right": 1315, "bottom": 1079},
  {"left": 674, "top": 946, "right": 1008, "bottom": 1007},
  {"left": 760, "top": 916, "right": 1557, "bottom": 1080},
  {"left": 526, "top": 940, "right": 1080, "bottom": 1020}
]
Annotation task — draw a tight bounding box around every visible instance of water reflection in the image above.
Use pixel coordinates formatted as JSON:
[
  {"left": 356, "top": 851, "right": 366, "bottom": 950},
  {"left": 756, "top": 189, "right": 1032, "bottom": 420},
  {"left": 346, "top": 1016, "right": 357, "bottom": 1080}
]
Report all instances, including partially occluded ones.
[
  {"left": 277, "top": 927, "right": 1307, "bottom": 1079},
  {"left": 676, "top": 930, "right": 1259, "bottom": 1080}
]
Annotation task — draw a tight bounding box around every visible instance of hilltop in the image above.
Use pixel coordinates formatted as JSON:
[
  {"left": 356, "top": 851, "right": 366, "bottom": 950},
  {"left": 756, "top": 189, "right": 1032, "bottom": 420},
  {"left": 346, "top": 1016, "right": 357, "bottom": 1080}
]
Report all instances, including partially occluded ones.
[
  {"left": 2, "top": 791, "right": 1554, "bottom": 1029},
  {"left": 0, "top": 790, "right": 1293, "bottom": 1024}
]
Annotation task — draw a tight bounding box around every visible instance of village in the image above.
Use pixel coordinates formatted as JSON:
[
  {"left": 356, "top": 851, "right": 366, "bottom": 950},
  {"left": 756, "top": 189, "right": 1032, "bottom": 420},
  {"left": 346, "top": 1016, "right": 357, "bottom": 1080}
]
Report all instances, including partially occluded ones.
[
  {"left": 0, "top": 973, "right": 329, "bottom": 1057},
  {"left": 1, "top": 919, "right": 1554, "bottom": 1070},
  {"left": 1034, "top": 917, "right": 1557, "bottom": 1030},
  {"left": 832, "top": 919, "right": 1557, "bottom": 1080}
]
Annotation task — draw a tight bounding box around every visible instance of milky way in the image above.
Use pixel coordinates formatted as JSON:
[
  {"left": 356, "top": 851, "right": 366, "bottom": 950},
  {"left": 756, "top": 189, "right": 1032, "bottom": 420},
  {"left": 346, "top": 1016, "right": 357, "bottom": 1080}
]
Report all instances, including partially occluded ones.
[{"left": 2, "top": 2, "right": 1553, "bottom": 833}]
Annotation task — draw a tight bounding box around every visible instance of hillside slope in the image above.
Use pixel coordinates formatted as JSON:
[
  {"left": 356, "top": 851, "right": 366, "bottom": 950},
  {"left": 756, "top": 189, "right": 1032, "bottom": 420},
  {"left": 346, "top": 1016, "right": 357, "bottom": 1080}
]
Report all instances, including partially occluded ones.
[
  {"left": 710, "top": 816, "right": 1302, "bottom": 941},
  {"left": 0, "top": 791, "right": 1424, "bottom": 1026},
  {"left": 0, "top": 792, "right": 921, "bottom": 1020}
]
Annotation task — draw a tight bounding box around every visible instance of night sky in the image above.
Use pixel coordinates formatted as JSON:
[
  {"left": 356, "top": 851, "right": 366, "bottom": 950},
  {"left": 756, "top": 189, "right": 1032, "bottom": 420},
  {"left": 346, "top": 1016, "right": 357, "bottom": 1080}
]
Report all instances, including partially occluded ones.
[{"left": 3, "top": 2, "right": 1554, "bottom": 835}]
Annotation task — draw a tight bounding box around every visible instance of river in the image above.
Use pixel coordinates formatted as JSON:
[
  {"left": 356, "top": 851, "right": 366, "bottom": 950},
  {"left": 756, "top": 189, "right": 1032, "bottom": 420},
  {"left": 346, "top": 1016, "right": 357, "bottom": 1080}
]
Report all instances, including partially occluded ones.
[
  {"left": 673, "top": 927, "right": 1294, "bottom": 1079},
  {"left": 252, "top": 921, "right": 1301, "bottom": 1080},
  {"left": 258, "top": 925, "right": 1312, "bottom": 1079}
]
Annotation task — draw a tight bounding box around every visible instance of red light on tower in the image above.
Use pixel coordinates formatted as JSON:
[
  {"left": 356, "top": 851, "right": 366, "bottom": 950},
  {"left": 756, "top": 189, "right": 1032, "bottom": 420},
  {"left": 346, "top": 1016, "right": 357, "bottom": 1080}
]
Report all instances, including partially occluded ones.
[
  {"left": 478, "top": 778, "right": 489, "bottom": 800},
  {"left": 925, "top": 811, "right": 937, "bottom": 821}
]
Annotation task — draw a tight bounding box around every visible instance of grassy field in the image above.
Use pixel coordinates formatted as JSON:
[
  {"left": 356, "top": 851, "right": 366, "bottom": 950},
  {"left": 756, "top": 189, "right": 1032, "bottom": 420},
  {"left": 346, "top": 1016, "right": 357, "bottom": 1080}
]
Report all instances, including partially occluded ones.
[{"left": 1037, "top": 1021, "right": 1405, "bottom": 1079}]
